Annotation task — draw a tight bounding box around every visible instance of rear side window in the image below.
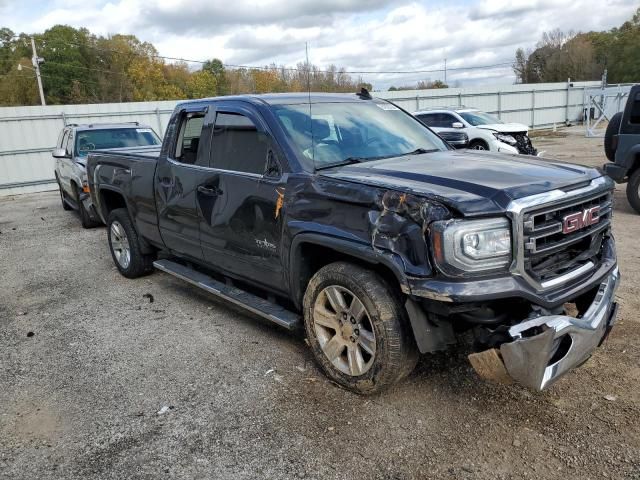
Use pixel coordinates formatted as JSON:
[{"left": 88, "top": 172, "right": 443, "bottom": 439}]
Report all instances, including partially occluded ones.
[
  {"left": 211, "top": 112, "right": 268, "bottom": 175},
  {"left": 174, "top": 113, "right": 206, "bottom": 166},
  {"left": 416, "top": 114, "right": 436, "bottom": 127}
]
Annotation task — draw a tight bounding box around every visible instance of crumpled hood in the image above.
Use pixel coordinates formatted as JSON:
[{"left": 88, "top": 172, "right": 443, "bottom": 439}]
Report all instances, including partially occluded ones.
[
  {"left": 476, "top": 123, "right": 529, "bottom": 134},
  {"left": 319, "top": 150, "right": 601, "bottom": 216}
]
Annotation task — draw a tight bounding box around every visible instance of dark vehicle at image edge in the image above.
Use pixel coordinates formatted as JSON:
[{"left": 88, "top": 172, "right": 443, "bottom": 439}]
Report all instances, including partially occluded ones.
[
  {"left": 604, "top": 84, "right": 640, "bottom": 213},
  {"left": 87, "top": 92, "right": 619, "bottom": 394}
]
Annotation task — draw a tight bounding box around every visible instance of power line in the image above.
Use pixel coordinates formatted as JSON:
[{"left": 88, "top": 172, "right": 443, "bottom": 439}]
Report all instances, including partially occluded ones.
[{"left": 32, "top": 37, "right": 513, "bottom": 76}]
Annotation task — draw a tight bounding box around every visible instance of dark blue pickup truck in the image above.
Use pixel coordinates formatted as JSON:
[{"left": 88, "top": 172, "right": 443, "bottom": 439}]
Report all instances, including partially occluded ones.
[{"left": 87, "top": 92, "right": 619, "bottom": 394}]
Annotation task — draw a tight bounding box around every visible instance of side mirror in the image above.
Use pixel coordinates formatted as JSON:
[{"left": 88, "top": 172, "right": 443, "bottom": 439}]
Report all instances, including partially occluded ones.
[
  {"left": 452, "top": 122, "right": 464, "bottom": 129},
  {"left": 52, "top": 148, "right": 69, "bottom": 158}
]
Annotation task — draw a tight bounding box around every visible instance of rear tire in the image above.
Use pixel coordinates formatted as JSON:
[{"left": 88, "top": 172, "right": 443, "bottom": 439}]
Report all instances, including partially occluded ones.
[
  {"left": 107, "top": 208, "right": 155, "bottom": 278},
  {"left": 303, "top": 262, "right": 418, "bottom": 395},
  {"left": 626, "top": 169, "right": 640, "bottom": 214},
  {"left": 604, "top": 112, "right": 622, "bottom": 162},
  {"left": 469, "top": 139, "right": 489, "bottom": 151}
]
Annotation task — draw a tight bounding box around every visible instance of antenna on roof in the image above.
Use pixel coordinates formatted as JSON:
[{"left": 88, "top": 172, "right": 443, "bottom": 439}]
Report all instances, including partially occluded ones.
[{"left": 357, "top": 87, "right": 372, "bottom": 100}]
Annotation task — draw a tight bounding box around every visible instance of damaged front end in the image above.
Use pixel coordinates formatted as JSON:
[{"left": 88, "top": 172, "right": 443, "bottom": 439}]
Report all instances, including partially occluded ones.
[{"left": 469, "top": 267, "right": 619, "bottom": 390}]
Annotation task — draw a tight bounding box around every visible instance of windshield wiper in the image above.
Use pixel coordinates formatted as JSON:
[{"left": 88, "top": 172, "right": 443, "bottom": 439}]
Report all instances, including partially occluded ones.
[
  {"left": 315, "top": 157, "right": 368, "bottom": 171},
  {"left": 399, "top": 148, "right": 437, "bottom": 156},
  {"left": 315, "top": 149, "right": 436, "bottom": 171}
]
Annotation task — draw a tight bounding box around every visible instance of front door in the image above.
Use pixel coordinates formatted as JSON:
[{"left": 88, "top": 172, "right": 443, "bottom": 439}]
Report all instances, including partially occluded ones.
[
  {"left": 155, "top": 104, "right": 213, "bottom": 260},
  {"left": 198, "top": 103, "right": 287, "bottom": 292}
]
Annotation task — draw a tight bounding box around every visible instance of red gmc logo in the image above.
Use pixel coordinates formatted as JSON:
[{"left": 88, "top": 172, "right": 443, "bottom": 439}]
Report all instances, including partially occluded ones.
[{"left": 562, "top": 206, "right": 600, "bottom": 234}]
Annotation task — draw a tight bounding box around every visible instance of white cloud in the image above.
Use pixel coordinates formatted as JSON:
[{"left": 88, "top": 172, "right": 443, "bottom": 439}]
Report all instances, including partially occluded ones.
[{"left": 6, "top": 0, "right": 639, "bottom": 89}]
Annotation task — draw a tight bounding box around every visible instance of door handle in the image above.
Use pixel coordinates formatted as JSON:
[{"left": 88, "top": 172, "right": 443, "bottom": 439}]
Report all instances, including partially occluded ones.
[{"left": 197, "top": 185, "right": 222, "bottom": 196}]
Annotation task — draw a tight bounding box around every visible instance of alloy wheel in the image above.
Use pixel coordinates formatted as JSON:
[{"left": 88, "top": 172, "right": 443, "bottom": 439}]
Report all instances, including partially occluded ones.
[
  {"left": 110, "top": 221, "right": 131, "bottom": 269},
  {"left": 313, "top": 285, "right": 376, "bottom": 376}
]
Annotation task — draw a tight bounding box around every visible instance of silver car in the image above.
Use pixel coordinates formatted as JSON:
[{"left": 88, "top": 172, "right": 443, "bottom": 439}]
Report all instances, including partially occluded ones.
[{"left": 53, "top": 122, "right": 161, "bottom": 228}]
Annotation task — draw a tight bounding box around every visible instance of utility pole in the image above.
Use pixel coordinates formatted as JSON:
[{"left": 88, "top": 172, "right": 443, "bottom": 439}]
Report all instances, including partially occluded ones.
[
  {"left": 444, "top": 58, "right": 447, "bottom": 84},
  {"left": 305, "top": 42, "right": 311, "bottom": 94},
  {"left": 30, "top": 37, "right": 46, "bottom": 106}
]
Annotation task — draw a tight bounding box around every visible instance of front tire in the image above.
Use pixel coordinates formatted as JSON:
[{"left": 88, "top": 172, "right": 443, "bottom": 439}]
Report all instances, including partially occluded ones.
[
  {"left": 107, "top": 208, "right": 155, "bottom": 278},
  {"left": 626, "top": 169, "right": 640, "bottom": 214},
  {"left": 469, "top": 139, "right": 489, "bottom": 151},
  {"left": 303, "top": 262, "right": 417, "bottom": 395}
]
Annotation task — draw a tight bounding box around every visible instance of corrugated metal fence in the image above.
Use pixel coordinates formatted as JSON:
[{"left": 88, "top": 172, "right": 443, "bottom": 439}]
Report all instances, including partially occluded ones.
[{"left": 0, "top": 81, "right": 601, "bottom": 197}]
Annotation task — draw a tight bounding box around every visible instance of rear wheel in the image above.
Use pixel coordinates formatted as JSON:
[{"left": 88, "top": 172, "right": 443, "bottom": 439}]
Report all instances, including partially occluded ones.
[
  {"left": 626, "top": 168, "right": 640, "bottom": 214},
  {"left": 303, "top": 262, "right": 417, "bottom": 394},
  {"left": 107, "top": 208, "right": 155, "bottom": 278},
  {"left": 604, "top": 112, "right": 622, "bottom": 162},
  {"left": 469, "top": 139, "right": 489, "bottom": 151}
]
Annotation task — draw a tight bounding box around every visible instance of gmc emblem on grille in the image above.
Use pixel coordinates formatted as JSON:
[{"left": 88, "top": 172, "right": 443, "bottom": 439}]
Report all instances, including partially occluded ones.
[{"left": 562, "top": 206, "right": 600, "bottom": 234}]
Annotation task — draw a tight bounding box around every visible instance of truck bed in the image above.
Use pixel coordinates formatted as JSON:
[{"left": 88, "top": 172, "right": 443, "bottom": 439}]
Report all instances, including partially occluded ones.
[
  {"left": 92, "top": 145, "right": 162, "bottom": 160},
  {"left": 87, "top": 147, "right": 161, "bottom": 246}
]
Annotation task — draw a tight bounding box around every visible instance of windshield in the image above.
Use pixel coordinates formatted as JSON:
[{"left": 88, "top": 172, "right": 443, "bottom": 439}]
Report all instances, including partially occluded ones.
[
  {"left": 459, "top": 110, "right": 502, "bottom": 126},
  {"left": 272, "top": 101, "right": 448, "bottom": 169},
  {"left": 75, "top": 127, "right": 161, "bottom": 157}
]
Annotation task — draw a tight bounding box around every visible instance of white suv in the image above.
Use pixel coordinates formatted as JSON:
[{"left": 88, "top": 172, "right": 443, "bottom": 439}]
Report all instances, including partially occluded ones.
[{"left": 414, "top": 108, "right": 538, "bottom": 155}]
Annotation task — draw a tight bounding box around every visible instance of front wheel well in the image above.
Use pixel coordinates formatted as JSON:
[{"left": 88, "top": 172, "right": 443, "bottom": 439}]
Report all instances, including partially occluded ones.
[
  {"left": 629, "top": 153, "right": 640, "bottom": 178},
  {"left": 469, "top": 138, "right": 489, "bottom": 149},
  {"left": 294, "top": 242, "right": 404, "bottom": 309}
]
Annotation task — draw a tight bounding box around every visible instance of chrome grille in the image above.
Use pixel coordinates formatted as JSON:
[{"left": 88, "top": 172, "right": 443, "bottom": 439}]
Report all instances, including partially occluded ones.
[{"left": 522, "top": 191, "right": 612, "bottom": 285}]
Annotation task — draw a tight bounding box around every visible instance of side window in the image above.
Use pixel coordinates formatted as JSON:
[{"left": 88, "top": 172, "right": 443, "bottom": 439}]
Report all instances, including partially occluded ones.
[
  {"left": 417, "top": 114, "right": 436, "bottom": 127},
  {"left": 174, "top": 112, "right": 206, "bottom": 166},
  {"left": 58, "top": 129, "right": 69, "bottom": 149},
  {"left": 211, "top": 112, "right": 269, "bottom": 175},
  {"left": 65, "top": 132, "right": 74, "bottom": 156},
  {"left": 440, "top": 114, "right": 458, "bottom": 128}
]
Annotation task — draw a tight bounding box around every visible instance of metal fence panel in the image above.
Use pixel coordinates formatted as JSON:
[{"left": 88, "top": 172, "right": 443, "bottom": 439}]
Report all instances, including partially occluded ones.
[{"left": 0, "top": 81, "right": 603, "bottom": 196}]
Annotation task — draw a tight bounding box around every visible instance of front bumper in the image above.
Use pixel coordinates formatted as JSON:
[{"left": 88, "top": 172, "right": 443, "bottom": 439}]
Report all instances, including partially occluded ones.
[
  {"left": 79, "top": 190, "right": 102, "bottom": 223},
  {"left": 603, "top": 163, "right": 627, "bottom": 183},
  {"left": 474, "top": 267, "right": 620, "bottom": 390},
  {"left": 493, "top": 140, "right": 519, "bottom": 154}
]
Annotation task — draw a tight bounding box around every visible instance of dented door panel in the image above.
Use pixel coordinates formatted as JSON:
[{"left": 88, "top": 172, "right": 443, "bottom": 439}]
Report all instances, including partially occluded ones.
[{"left": 199, "top": 171, "right": 286, "bottom": 291}]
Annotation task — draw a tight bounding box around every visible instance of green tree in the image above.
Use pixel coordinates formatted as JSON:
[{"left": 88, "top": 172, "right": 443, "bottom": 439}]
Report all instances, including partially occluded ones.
[
  {"left": 186, "top": 70, "right": 217, "bottom": 98},
  {"left": 203, "top": 58, "right": 226, "bottom": 95}
]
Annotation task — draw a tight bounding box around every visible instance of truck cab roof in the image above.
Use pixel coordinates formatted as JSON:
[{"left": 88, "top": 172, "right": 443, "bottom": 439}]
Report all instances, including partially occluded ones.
[{"left": 175, "top": 92, "right": 385, "bottom": 108}]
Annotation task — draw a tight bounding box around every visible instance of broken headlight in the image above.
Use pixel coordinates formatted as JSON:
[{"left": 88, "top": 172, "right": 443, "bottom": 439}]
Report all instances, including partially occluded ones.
[
  {"left": 493, "top": 133, "right": 517, "bottom": 146},
  {"left": 431, "top": 218, "right": 512, "bottom": 275}
]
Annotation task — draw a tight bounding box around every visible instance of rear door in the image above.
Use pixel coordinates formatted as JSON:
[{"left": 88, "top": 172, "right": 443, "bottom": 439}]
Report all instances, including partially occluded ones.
[
  {"left": 198, "top": 102, "right": 287, "bottom": 291},
  {"left": 155, "top": 104, "right": 213, "bottom": 260}
]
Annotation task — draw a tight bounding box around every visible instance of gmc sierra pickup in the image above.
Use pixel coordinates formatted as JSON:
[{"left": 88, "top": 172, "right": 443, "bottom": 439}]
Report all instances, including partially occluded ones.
[{"left": 87, "top": 92, "right": 619, "bottom": 394}]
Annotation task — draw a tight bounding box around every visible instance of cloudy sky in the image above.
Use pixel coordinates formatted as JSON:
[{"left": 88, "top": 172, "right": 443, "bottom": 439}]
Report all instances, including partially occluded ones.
[{"left": 1, "top": 0, "right": 637, "bottom": 89}]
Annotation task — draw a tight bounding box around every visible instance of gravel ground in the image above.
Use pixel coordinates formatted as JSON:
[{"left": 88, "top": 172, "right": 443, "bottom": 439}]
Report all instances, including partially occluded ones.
[{"left": 1, "top": 127, "right": 639, "bottom": 480}]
